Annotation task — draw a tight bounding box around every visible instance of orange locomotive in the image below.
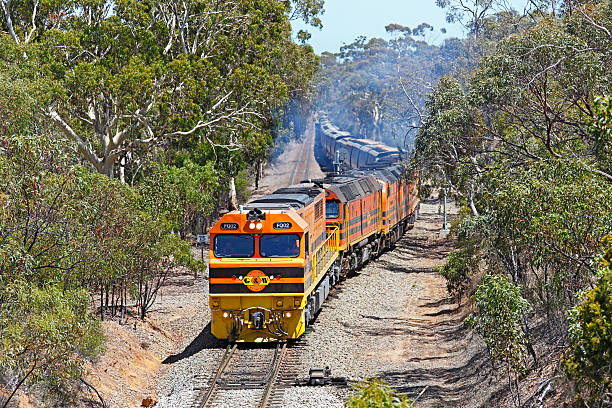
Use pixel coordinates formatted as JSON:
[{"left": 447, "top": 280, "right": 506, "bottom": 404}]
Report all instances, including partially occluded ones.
[
  {"left": 208, "top": 172, "right": 418, "bottom": 342},
  {"left": 311, "top": 165, "right": 418, "bottom": 278},
  {"left": 208, "top": 186, "right": 340, "bottom": 342}
]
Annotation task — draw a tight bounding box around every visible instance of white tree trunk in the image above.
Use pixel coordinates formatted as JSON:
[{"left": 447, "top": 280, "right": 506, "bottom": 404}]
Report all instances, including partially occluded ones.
[
  {"left": 468, "top": 183, "right": 479, "bottom": 217},
  {"left": 119, "top": 156, "right": 126, "bottom": 184},
  {"left": 228, "top": 177, "right": 238, "bottom": 211}
]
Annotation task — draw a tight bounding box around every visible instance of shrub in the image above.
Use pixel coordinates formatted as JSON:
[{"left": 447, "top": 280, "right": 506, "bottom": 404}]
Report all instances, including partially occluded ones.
[
  {"left": 468, "top": 273, "right": 531, "bottom": 372},
  {"left": 346, "top": 378, "right": 415, "bottom": 408},
  {"left": 564, "top": 235, "right": 612, "bottom": 406},
  {"left": 0, "top": 282, "right": 103, "bottom": 405},
  {"left": 438, "top": 247, "right": 477, "bottom": 303}
]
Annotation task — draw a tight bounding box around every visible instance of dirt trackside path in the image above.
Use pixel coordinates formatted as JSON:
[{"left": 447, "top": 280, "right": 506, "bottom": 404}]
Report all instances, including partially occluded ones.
[{"left": 296, "top": 199, "right": 504, "bottom": 407}]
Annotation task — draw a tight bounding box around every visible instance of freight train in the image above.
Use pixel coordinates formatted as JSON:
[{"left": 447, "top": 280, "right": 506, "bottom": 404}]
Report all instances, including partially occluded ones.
[
  {"left": 208, "top": 116, "right": 419, "bottom": 342},
  {"left": 317, "top": 115, "right": 403, "bottom": 170}
]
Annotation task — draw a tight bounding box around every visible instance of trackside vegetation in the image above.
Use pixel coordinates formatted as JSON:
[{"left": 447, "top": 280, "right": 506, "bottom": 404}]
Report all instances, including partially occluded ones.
[
  {"left": 321, "top": 1, "right": 611, "bottom": 402},
  {"left": 346, "top": 378, "right": 416, "bottom": 408},
  {"left": 412, "top": 0, "right": 612, "bottom": 405},
  {"left": 565, "top": 235, "right": 612, "bottom": 406}
]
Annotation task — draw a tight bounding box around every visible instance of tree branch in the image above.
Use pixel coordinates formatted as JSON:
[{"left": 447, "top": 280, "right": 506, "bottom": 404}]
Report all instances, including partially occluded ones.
[
  {"left": 1, "top": 0, "right": 20, "bottom": 44},
  {"left": 46, "top": 108, "right": 103, "bottom": 171}
]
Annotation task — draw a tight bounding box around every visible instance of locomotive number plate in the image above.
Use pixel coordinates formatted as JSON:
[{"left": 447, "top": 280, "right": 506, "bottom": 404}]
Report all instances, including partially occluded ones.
[
  {"left": 220, "top": 222, "right": 239, "bottom": 230},
  {"left": 273, "top": 222, "right": 292, "bottom": 229},
  {"left": 243, "top": 270, "right": 270, "bottom": 292}
]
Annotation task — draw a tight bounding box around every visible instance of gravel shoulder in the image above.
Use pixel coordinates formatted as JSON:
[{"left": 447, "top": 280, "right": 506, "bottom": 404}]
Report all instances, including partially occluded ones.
[
  {"left": 292, "top": 199, "right": 505, "bottom": 407},
  {"left": 253, "top": 117, "right": 324, "bottom": 198}
]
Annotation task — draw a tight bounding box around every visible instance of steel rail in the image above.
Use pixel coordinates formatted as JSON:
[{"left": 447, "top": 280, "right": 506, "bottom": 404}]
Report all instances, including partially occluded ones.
[
  {"left": 198, "top": 344, "right": 237, "bottom": 408},
  {"left": 288, "top": 125, "right": 314, "bottom": 185},
  {"left": 258, "top": 343, "right": 288, "bottom": 408}
]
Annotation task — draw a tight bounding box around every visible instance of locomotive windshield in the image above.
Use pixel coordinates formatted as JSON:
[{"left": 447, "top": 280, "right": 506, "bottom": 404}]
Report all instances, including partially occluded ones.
[
  {"left": 260, "top": 234, "right": 300, "bottom": 258},
  {"left": 214, "top": 234, "right": 254, "bottom": 258},
  {"left": 326, "top": 200, "right": 340, "bottom": 218}
]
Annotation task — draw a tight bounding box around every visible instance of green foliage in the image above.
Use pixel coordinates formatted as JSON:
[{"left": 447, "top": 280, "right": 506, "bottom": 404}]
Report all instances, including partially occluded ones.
[
  {"left": 288, "top": 0, "right": 324, "bottom": 28},
  {"left": 234, "top": 169, "right": 252, "bottom": 204},
  {"left": 0, "top": 281, "right": 103, "bottom": 404},
  {"left": 590, "top": 95, "right": 612, "bottom": 176},
  {"left": 565, "top": 235, "right": 612, "bottom": 406},
  {"left": 435, "top": 0, "right": 503, "bottom": 36},
  {"left": 415, "top": 0, "right": 612, "bottom": 324},
  {"left": 412, "top": 2, "right": 612, "bottom": 404},
  {"left": 316, "top": 30, "right": 471, "bottom": 148},
  {"left": 1, "top": 0, "right": 319, "bottom": 181},
  {"left": 478, "top": 159, "right": 612, "bottom": 310},
  {"left": 468, "top": 274, "right": 531, "bottom": 372},
  {"left": 438, "top": 247, "right": 477, "bottom": 302},
  {"left": 0, "top": 131, "right": 201, "bottom": 401},
  {"left": 1, "top": 1, "right": 319, "bottom": 405},
  {"left": 138, "top": 160, "right": 219, "bottom": 234},
  {"left": 346, "top": 378, "right": 415, "bottom": 408}
]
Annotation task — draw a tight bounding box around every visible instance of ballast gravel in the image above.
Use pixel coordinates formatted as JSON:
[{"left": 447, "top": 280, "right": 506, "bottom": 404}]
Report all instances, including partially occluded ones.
[{"left": 282, "top": 387, "right": 345, "bottom": 407}]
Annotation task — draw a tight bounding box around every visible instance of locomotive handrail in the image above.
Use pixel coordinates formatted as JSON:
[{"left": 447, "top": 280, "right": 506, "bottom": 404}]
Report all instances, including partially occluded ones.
[
  {"left": 311, "top": 227, "right": 340, "bottom": 281},
  {"left": 325, "top": 226, "right": 341, "bottom": 250}
]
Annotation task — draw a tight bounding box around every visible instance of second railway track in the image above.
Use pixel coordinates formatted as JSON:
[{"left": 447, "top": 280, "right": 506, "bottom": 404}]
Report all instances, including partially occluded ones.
[{"left": 288, "top": 123, "right": 315, "bottom": 185}]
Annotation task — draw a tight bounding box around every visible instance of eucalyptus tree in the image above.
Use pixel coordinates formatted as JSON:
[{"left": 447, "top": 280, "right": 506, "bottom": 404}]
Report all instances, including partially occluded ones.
[
  {"left": 436, "top": 0, "right": 503, "bottom": 37},
  {"left": 315, "top": 28, "right": 468, "bottom": 148},
  {"left": 0, "top": 0, "right": 320, "bottom": 182}
]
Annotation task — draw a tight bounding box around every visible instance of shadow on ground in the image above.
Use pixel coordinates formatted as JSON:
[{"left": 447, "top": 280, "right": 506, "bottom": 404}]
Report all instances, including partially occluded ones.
[{"left": 162, "top": 322, "right": 225, "bottom": 364}]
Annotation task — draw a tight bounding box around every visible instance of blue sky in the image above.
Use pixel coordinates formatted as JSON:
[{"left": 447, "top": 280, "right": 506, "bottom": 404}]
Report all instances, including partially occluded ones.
[{"left": 292, "top": 0, "right": 530, "bottom": 54}]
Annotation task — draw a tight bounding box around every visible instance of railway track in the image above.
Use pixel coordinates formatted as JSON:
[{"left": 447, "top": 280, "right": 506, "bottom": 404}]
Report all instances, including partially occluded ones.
[
  {"left": 288, "top": 122, "right": 315, "bottom": 185},
  {"left": 192, "top": 341, "right": 305, "bottom": 408}
]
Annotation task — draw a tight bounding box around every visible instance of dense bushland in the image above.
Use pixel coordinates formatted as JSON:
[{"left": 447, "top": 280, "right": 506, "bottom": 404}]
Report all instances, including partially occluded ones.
[{"left": 415, "top": 0, "right": 612, "bottom": 405}]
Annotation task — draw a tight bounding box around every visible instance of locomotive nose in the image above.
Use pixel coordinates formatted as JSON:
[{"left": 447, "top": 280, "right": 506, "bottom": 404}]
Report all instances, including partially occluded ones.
[{"left": 251, "top": 311, "right": 265, "bottom": 330}]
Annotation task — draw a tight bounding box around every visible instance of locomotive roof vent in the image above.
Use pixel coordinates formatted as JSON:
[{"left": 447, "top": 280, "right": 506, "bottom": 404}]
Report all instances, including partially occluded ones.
[{"left": 246, "top": 207, "right": 266, "bottom": 221}]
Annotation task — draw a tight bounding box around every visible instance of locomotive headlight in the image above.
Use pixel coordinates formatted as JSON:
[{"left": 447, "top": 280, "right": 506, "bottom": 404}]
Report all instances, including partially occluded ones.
[
  {"left": 284, "top": 311, "right": 292, "bottom": 318},
  {"left": 256, "top": 222, "right": 263, "bottom": 230},
  {"left": 249, "top": 222, "right": 256, "bottom": 229},
  {"left": 238, "top": 275, "right": 243, "bottom": 281},
  {"left": 223, "top": 312, "right": 229, "bottom": 318}
]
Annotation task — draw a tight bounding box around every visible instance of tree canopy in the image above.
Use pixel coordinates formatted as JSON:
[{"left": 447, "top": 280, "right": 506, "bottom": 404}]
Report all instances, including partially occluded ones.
[{"left": 0, "top": 0, "right": 321, "bottom": 404}]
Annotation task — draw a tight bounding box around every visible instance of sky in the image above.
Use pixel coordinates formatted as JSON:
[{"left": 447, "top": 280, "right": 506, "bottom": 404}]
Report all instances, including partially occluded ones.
[{"left": 292, "top": 0, "right": 529, "bottom": 54}]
